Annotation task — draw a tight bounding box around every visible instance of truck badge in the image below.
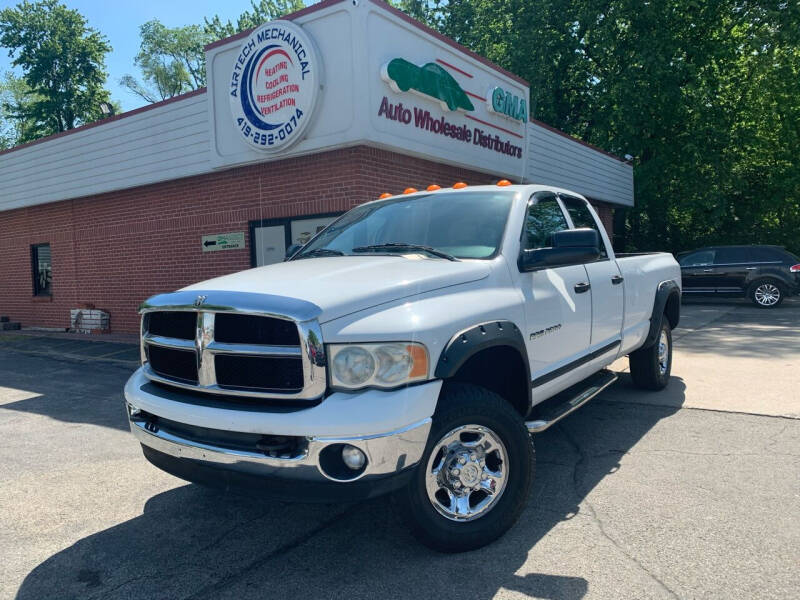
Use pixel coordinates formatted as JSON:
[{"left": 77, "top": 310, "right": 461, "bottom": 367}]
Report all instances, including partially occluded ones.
[{"left": 194, "top": 295, "right": 207, "bottom": 307}]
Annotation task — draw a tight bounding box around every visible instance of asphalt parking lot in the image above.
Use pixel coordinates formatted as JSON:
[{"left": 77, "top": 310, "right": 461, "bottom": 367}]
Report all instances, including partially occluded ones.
[{"left": 1, "top": 299, "right": 798, "bottom": 599}]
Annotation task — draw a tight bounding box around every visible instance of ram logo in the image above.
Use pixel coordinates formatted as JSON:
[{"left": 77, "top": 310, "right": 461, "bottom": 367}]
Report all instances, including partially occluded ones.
[{"left": 194, "top": 295, "right": 207, "bottom": 308}]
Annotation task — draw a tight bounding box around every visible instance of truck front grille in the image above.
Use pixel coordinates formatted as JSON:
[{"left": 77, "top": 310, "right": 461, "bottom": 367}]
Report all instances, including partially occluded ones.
[
  {"left": 215, "top": 354, "right": 303, "bottom": 391},
  {"left": 147, "top": 345, "right": 198, "bottom": 384},
  {"left": 146, "top": 311, "right": 196, "bottom": 340},
  {"left": 139, "top": 293, "right": 326, "bottom": 402},
  {"left": 214, "top": 313, "right": 300, "bottom": 346}
]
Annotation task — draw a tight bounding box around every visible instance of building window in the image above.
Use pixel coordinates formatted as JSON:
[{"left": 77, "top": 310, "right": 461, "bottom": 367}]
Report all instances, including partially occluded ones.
[{"left": 31, "top": 243, "right": 52, "bottom": 296}]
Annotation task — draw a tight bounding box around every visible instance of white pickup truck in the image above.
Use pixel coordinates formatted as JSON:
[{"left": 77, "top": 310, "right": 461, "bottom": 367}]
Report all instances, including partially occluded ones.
[{"left": 124, "top": 183, "right": 681, "bottom": 552}]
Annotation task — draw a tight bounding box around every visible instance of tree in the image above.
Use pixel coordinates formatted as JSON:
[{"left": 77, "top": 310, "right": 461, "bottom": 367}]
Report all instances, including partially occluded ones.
[
  {"left": 121, "top": 20, "right": 211, "bottom": 103},
  {"left": 122, "top": 2, "right": 306, "bottom": 105},
  {"left": 0, "top": 71, "right": 43, "bottom": 148},
  {"left": 0, "top": 0, "right": 112, "bottom": 137},
  {"left": 204, "top": 0, "right": 306, "bottom": 40},
  {"left": 397, "top": 0, "right": 800, "bottom": 254}
]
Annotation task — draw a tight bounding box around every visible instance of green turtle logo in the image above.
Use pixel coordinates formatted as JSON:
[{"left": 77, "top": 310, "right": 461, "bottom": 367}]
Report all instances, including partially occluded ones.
[{"left": 381, "top": 58, "right": 474, "bottom": 112}]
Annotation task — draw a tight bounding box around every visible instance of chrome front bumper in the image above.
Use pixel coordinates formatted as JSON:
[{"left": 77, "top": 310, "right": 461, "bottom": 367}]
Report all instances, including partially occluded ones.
[{"left": 128, "top": 405, "right": 431, "bottom": 484}]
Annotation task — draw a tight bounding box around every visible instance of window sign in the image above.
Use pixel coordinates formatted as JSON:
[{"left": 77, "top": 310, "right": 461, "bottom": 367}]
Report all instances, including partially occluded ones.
[{"left": 31, "top": 243, "right": 52, "bottom": 296}]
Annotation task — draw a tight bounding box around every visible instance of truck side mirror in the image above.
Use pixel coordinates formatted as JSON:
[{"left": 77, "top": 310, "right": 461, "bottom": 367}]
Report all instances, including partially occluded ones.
[
  {"left": 284, "top": 244, "right": 302, "bottom": 260},
  {"left": 518, "top": 228, "right": 600, "bottom": 272}
]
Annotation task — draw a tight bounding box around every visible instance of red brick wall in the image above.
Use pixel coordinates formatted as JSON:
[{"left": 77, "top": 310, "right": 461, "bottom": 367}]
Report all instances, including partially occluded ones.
[
  {"left": 590, "top": 201, "right": 615, "bottom": 239},
  {"left": 0, "top": 146, "right": 497, "bottom": 333}
]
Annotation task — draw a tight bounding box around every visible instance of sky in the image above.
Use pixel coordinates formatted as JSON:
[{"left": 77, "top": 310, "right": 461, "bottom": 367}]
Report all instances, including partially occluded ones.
[{"left": 0, "top": 0, "right": 262, "bottom": 111}]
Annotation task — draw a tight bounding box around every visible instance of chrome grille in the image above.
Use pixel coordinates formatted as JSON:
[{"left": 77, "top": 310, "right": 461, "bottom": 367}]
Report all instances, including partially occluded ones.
[{"left": 138, "top": 291, "right": 326, "bottom": 401}]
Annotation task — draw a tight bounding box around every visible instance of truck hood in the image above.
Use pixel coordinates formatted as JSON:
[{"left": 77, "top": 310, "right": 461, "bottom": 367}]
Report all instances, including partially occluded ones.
[{"left": 181, "top": 256, "right": 490, "bottom": 322}]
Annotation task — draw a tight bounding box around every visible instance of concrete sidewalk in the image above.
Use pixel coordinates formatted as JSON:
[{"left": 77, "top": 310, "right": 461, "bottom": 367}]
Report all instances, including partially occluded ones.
[{"left": 611, "top": 297, "right": 800, "bottom": 419}]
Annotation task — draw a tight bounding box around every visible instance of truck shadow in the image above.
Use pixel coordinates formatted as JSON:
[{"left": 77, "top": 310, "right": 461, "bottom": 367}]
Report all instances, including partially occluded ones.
[{"left": 15, "top": 376, "right": 686, "bottom": 600}]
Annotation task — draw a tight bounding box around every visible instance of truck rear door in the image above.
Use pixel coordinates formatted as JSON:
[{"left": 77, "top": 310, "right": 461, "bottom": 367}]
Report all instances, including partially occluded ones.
[{"left": 559, "top": 194, "right": 623, "bottom": 349}]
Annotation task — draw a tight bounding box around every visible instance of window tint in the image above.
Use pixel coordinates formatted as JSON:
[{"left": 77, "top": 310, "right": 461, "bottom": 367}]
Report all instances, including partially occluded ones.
[
  {"left": 750, "top": 247, "right": 789, "bottom": 263},
  {"left": 559, "top": 195, "right": 608, "bottom": 258},
  {"left": 714, "top": 247, "right": 751, "bottom": 264},
  {"left": 31, "top": 243, "right": 52, "bottom": 296},
  {"left": 298, "top": 191, "right": 514, "bottom": 259},
  {"left": 679, "top": 250, "right": 715, "bottom": 266},
  {"left": 523, "top": 194, "right": 569, "bottom": 249}
]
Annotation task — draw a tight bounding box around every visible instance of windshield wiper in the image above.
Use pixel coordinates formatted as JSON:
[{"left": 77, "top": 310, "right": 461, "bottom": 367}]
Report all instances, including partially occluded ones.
[
  {"left": 295, "top": 248, "right": 346, "bottom": 259},
  {"left": 351, "top": 243, "right": 459, "bottom": 261}
]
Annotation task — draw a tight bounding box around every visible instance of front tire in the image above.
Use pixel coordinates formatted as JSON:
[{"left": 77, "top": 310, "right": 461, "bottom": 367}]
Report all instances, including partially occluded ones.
[
  {"left": 393, "top": 383, "right": 533, "bottom": 553},
  {"left": 749, "top": 279, "right": 784, "bottom": 308},
  {"left": 629, "top": 320, "right": 672, "bottom": 390}
]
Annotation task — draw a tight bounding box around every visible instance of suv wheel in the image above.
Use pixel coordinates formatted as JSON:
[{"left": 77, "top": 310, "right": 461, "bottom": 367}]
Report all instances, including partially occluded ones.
[
  {"left": 749, "top": 279, "right": 784, "bottom": 308},
  {"left": 393, "top": 383, "right": 533, "bottom": 553}
]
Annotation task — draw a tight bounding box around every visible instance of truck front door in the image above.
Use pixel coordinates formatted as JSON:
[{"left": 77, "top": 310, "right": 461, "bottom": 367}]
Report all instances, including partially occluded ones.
[
  {"left": 518, "top": 192, "right": 593, "bottom": 380},
  {"left": 559, "top": 194, "right": 623, "bottom": 349}
]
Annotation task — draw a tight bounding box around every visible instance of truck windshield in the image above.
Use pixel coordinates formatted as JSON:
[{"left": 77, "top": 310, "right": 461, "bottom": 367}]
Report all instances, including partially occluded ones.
[{"left": 294, "top": 191, "right": 516, "bottom": 260}]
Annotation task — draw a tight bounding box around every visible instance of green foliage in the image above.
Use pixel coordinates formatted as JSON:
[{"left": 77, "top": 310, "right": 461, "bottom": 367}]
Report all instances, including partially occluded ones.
[
  {"left": 398, "top": 0, "right": 800, "bottom": 254},
  {"left": 0, "top": 0, "right": 111, "bottom": 137},
  {"left": 122, "top": 1, "right": 306, "bottom": 105},
  {"left": 204, "top": 0, "right": 306, "bottom": 41},
  {"left": 121, "top": 20, "right": 211, "bottom": 103},
  {"left": 0, "top": 71, "right": 42, "bottom": 148}
]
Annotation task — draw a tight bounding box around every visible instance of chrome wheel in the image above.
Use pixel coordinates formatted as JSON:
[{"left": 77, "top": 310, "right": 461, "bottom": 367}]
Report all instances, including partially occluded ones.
[
  {"left": 754, "top": 283, "right": 780, "bottom": 307},
  {"left": 657, "top": 329, "right": 669, "bottom": 376},
  {"left": 425, "top": 424, "right": 508, "bottom": 522}
]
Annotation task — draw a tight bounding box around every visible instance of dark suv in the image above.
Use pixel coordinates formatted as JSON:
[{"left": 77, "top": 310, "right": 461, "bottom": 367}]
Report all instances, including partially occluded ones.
[{"left": 678, "top": 245, "right": 800, "bottom": 308}]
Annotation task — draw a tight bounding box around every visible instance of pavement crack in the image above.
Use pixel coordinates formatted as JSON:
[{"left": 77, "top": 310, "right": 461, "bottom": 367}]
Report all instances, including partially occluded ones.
[
  {"left": 183, "top": 503, "right": 361, "bottom": 599},
  {"left": 197, "top": 509, "right": 271, "bottom": 553},
  {"left": 558, "top": 424, "right": 681, "bottom": 600}
]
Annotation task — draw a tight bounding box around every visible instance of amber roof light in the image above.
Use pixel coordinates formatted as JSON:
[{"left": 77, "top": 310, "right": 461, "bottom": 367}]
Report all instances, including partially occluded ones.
[
  {"left": 378, "top": 193, "right": 392, "bottom": 199},
  {"left": 453, "top": 182, "right": 468, "bottom": 189},
  {"left": 496, "top": 179, "right": 512, "bottom": 186},
  {"left": 427, "top": 184, "right": 441, "bottom": 191},
  {"left": 403, "top": 187, "right": 418, "bottom": 194}
]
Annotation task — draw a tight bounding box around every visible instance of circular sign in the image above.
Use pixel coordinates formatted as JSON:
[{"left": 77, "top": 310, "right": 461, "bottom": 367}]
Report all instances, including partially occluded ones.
[{"left": 229, "top": 20, "right": 321, "bottom": 152}]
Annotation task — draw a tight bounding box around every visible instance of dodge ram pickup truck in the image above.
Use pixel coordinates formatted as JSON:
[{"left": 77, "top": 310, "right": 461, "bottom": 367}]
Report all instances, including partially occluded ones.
[{"left": 124, "top": 183, "right": 681, "bottom": 552}]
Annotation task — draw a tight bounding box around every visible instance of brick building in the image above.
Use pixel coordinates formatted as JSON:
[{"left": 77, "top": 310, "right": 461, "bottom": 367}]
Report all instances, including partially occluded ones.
[{"left": 0, "top": 0, "right": 632, "bottom": 334}]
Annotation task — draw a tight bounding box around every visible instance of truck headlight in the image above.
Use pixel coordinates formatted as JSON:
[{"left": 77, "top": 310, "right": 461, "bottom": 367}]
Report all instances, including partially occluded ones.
[{"left": 328, "top": 343, "right": 429, "bottom": 390}]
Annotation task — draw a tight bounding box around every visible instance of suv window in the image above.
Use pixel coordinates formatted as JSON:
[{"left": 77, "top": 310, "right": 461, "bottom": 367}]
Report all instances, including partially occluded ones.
[
  {"left": 679, "top": 250, "right": 715, "bottom": 267},
  {"left": 750, "top": 247, "right": 789, "bottom": 263},
  {"left": 523, "top": 193, "right": 569, "bottom": 250},
  {"left": 714, "top": 247, "right": 751, "bottom": 264},
  {"left": 559, "top": 194, "right": 608, "bottom": 258}
]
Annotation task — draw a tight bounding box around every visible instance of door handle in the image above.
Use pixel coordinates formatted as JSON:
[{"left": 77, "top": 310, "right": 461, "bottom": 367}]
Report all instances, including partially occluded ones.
[
  {"left": 611, "top": 275, "right": 624, "bottom": 285},
  {"left": 574, "top": 282, "right": 591, "bottom": 294},
  {"left": 745, "top": 267, "right": 758, "bottom": 270},
  {"left": 702, "top": 269, "right": 714, "bottom": 272}
]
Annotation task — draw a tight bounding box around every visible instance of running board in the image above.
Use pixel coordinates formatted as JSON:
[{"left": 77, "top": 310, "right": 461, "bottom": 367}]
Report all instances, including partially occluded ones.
[{"left": 525, "top": 369, "right": 618, "bottom": 434}]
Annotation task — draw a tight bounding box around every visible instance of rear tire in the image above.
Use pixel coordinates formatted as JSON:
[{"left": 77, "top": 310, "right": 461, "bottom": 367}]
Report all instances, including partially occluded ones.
[
  {"left": 748, "top": 279, "right": 785, "bottom": 308},
  {"left": 629, "top": 320, "right": 672, "bottom": 390},
  {"left": 393, "top": 383, "right": 533, "bottom": 553}
]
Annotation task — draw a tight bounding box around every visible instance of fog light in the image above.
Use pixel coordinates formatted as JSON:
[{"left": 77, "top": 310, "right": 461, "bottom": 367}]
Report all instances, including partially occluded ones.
[{"left": 341, "top": 445, "right": 366, "bottom": 470}]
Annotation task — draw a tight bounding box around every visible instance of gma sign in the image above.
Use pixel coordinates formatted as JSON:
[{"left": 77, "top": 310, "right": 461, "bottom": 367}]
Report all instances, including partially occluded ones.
[{"left": 487, "top": 86, "right": 528, "bottom": 123}]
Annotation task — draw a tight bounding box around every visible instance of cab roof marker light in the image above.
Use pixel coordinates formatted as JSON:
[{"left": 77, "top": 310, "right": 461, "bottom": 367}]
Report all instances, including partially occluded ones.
[
  {"left": 453, "top": 182, "right": 468, "bottom": 189},
  {"left": 403, "top": 187, "right": 418, "bottom": 194},
  {"left": 427, "top": 184, "right": 441, "bottom": 191},
  {"left": 378, "top": 193, "right": 392, "bottom": 199},
  {"left": 496, "top": 179, "right": 512, "bottom": 186}
]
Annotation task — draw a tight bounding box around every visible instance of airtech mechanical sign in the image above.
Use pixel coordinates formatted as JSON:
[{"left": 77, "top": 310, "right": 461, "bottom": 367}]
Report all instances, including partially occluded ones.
[{"left": 229, "top": 20, "right": 320, "bottom": 152}]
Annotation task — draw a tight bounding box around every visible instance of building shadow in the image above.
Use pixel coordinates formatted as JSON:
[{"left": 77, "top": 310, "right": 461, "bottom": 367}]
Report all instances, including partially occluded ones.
[
  {"left": 14, "top": 377, "right": 686, "bottom": 600},
  {"left": 0, "top": 350, "right": 132, "bottom": 431}
]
